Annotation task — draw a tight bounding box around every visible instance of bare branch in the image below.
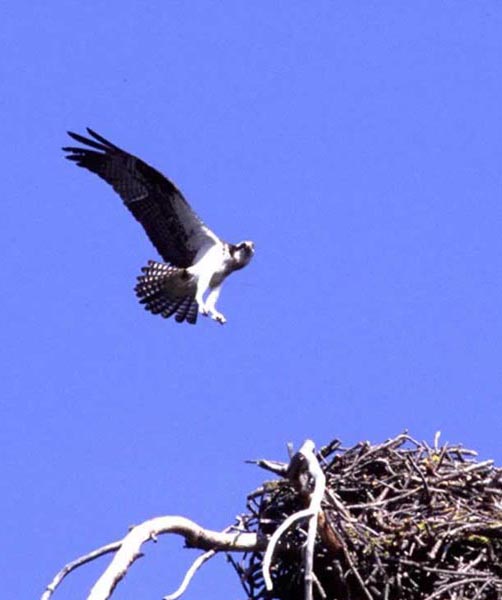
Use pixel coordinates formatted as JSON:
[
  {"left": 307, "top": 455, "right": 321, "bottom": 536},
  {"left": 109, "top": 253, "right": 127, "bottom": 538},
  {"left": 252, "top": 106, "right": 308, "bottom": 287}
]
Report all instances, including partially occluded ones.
[
  {"left": 88, "top": 516, "right": 261, "bottom": 600},
  {"left": 246, "top": 458, "right": 289, "bottom": 476},
  {"left": 302, "top": 441, "right": 326, "bottom": 600},
  {"left": 41, "top": 541, "right": 122, "bottom": 600},
  {"left": 43, "top": 516, "right": 263, "bottom": 600},
  {"left": 163, "top": 549, "right": 216, "bottom": 600},
  {"left": 163, "top": 523, "right": 239, "bottom": 600}
]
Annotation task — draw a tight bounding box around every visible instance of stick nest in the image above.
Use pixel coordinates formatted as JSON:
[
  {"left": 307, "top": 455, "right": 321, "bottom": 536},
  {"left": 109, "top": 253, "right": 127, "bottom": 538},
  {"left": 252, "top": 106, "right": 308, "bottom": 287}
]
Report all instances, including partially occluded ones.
[{"left": 233, "top": 433, "right": 502, "bottom": 600}]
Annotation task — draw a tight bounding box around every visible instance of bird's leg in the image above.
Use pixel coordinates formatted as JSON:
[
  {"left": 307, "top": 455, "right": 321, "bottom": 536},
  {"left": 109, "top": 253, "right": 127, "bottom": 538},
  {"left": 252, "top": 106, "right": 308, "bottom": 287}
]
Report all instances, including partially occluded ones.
[
  {"left": 195, "top": 274, "right": 212, "bottom": 316},
  {"left": 205, "top": 284, "right": 226, "bottom": 324}
]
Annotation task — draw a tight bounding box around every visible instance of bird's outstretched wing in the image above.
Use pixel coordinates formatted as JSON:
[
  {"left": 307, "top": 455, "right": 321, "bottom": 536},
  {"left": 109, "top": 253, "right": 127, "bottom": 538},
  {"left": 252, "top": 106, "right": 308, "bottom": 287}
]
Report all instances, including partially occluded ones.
[{"left": 63, "top": 128, "right": 219, "bottom": 268}]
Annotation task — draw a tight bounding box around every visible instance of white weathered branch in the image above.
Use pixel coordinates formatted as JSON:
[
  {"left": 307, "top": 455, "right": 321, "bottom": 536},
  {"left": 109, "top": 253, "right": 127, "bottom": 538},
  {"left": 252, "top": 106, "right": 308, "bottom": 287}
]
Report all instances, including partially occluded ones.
[
  {"left": 43, "top": 516, "right": 263, "bottom": 600},
  {"left": 163, "top": 549, "right": 216, "bottom": 600},
  {"left": 302, "top": 441, "right": 326, "bottom": 600},
  {"left": 41, "top": 541, "right": 122, "bottom": 600},
  {"left": 44, "top": 439, "right": 325, "bottom": 600},
  {"left": 163, "top": 522, "right": 239, "bottom": 600},
  {"left": 262, "top": 439, "right": 326, "bottom": 600}
]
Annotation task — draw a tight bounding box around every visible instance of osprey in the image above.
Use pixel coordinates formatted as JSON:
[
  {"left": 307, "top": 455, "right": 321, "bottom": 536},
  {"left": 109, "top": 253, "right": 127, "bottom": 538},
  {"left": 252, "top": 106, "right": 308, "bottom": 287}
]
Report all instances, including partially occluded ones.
[{"left": 63, "top": 129, "right": 254, "bottom": 325}]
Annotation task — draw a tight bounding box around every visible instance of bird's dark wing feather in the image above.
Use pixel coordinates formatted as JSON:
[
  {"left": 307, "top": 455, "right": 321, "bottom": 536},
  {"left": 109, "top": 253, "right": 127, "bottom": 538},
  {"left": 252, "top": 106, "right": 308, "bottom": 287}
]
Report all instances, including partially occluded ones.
[{"left": 63, "top": 128, "right": 219, "bottom": 267}]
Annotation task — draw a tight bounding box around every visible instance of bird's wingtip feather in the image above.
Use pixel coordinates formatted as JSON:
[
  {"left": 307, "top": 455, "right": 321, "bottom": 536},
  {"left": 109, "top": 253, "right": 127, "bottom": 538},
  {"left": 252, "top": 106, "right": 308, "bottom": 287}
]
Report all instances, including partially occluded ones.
[
  {"left": 66, "top": 131, "right": 80, "bottom": 142},
  {"left": 85, "top": 127, "right": 118, "bottom": 149}
]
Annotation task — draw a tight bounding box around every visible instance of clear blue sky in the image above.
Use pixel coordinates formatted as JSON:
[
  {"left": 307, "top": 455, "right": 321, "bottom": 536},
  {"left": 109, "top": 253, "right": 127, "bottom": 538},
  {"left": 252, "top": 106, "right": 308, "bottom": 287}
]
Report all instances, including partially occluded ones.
[{"left": 2, "top": 2, "right": 502, "bottom": 599}]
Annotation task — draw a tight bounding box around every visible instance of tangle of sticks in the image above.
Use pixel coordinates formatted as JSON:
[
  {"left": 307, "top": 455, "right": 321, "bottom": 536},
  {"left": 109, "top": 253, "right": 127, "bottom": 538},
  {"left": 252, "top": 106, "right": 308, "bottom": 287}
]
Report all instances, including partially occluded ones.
[{"left": 234, "top": 433, "right": 502, "bottom": 600}]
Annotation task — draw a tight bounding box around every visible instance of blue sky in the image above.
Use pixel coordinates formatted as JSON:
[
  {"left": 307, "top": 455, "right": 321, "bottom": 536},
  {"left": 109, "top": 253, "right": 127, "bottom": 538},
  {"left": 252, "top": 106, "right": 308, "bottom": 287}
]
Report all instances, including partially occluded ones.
[{"left": 2, "top": 2, "right": 502, "bottom": 599}]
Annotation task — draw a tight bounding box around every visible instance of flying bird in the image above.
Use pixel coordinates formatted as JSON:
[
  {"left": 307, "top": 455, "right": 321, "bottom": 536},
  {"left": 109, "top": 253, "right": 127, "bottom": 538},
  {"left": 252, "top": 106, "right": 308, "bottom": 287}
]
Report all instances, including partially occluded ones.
[{"left": 63, "top": 129, "right": 254, "bottom": 325}]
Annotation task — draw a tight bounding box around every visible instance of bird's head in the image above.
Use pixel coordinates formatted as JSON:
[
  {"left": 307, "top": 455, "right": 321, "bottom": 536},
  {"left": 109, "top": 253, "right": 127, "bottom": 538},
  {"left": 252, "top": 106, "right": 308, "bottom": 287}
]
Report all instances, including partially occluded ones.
[{"left": 231, "top": 241, "right": 255, "bottom": 269}]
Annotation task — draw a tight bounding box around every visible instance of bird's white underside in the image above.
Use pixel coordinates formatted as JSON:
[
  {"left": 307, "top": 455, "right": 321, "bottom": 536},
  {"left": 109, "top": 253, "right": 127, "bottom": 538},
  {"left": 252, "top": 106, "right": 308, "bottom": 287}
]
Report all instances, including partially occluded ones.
[{"left": 188, "top": 241, "right": 229, "bottom": 324}]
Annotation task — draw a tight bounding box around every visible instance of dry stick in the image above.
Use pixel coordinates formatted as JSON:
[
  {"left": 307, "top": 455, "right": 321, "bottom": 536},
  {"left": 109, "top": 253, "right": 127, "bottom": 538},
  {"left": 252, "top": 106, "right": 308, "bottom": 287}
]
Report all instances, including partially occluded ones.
[
  {"left": 401, "top": 559, "right": 492, "bottom": 578},
  {"left": 262, "top": 439, "right": 326, "bottom": 600},
  {"left": 337, "top": 524, "right": 375, "bottom": 600},
  {"left": 432, "top": 460, "right": 494, "bottom": 484},
  {"left": 163, "top": 549, "right": 216, "bottom": 600},
  {"left": 406, "top": 454, "right": 431, "bottom": 500},
  {"left": 346, "top": 485, "right": 421, "bottom": 510},
  {"left": 312, "top": 572, "right": 327, "bottom": 599},
  {"left": 472, "top": 580, "right": 495, "bottom": 600},
  {"left": 423, "top": 577, "right": 495, "bottom": 600}
]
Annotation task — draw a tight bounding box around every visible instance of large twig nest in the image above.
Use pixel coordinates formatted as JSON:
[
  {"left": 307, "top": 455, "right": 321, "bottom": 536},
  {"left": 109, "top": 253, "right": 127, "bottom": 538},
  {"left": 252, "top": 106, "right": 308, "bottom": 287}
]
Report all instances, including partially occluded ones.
[{"left": 234, "top": 433, "right": 502, "bottom": 600}]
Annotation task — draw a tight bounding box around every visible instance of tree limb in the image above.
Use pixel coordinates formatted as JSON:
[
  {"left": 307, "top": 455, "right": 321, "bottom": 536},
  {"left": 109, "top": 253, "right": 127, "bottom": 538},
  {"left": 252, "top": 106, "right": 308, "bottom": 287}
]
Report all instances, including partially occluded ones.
[{"left": 43, "top": 516, "right": 264, "bottom": 600}]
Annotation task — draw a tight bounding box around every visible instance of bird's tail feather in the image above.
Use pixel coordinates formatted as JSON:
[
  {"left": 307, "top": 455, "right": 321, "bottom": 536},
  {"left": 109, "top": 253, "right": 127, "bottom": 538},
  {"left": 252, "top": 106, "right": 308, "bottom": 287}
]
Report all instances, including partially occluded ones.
[{"left": 135, "top": 261, "right": 198, "bottom": 325}]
